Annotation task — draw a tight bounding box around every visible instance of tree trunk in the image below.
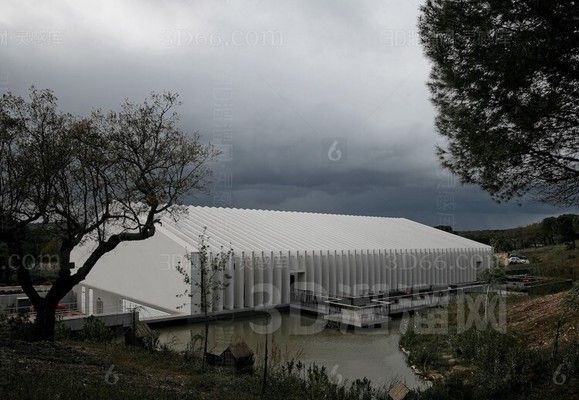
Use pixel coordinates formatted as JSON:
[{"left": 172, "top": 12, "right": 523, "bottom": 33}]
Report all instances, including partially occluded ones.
[
  {"left": 262, "top": 330, "right": 269, "bottom": 397},
  {"left": 203, "top": 319, "right": 209, "bottom": 371},
  {"left": 484, "top": 284, "right": 491, "bottom": 322},
  {"left": 201, "top": 263, "right": 208, "bottom": 372},
  {"left": 31, "top": 273, "right": 75, "bottom": 342},
  {"left": 0, "top": 265, "right": 9, "bottom": 285},
  {"left": 34, "top": 301, "right": 57, "bottom": 341},
  {"left": 553, "top": 318, "right": 563, "bottom": 359}
]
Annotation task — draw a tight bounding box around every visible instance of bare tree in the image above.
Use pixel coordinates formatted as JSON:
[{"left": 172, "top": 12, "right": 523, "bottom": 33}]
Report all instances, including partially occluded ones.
[
  {"left": 176, "top": 229, "right": 232, "bottom": 371},
  {"left": 0, "top": 88, "right": 217, "bottom": 340},
  {"left": 0, "top": 89, "right": 70, "bottom": 289}
]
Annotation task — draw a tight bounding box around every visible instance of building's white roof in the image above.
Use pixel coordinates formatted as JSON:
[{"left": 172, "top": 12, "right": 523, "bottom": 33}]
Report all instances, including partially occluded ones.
[{"left": 157, "top": 206, "right": 491, "bottom": 253}]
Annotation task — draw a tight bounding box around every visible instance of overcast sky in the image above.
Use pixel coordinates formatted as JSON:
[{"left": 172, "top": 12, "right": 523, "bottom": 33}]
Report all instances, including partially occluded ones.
[{"left": 1, "top": 0, "right": 576, "bottom": 230}]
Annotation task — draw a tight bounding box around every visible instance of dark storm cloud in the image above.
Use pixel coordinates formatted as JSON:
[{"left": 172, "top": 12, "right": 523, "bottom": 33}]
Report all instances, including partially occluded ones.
[{"left": 1, "top": 0, "right": 576, "bottom": 230}]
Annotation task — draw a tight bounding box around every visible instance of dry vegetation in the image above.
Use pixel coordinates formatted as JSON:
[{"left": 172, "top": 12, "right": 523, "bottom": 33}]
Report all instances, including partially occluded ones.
[
  {"left": 508, "top": 291, "right": 578, "bottom": 348},
  {"left": 0, "top": 339, "right": 260, "bottom": 400}
]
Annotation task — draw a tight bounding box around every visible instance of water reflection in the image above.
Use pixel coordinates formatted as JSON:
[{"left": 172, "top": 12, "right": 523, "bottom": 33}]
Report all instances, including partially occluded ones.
[{"left": 156, "top": 311, "right": 426, "bottom": 388}]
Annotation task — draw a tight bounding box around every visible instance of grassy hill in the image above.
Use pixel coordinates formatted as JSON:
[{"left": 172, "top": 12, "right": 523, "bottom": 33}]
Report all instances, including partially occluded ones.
[{"left": 518, "top": 242, "right": 578, "bottom": 280}]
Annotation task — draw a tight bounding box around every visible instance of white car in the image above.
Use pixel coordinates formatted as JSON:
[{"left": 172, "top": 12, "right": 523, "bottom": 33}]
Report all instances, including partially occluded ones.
[{"left": 508, "top": 256, "right": 530, "bottom": 265}]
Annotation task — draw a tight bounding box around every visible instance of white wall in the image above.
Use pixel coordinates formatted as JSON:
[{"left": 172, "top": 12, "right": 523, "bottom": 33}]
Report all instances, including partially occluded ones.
[
  {"left": 73, "top": 230, "right": 492, "bottom": 317},
  {"left": 198, "top": 247, "right": 492, "bottom": 312},
  {"left": 71, "top": 230, "right": 191, "bottom": 314}
]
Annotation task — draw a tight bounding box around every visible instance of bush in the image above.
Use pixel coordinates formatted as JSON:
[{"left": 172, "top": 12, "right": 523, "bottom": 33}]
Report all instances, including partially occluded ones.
[
  {"left": 0, "top": 312, "right": 34, "bottom": 341},
  {"left": 77, "top": 316, "right": 115, "bottom": 342},
  {"left": 411, "top": 328, "right": 579, "bottom": 400},
  {"left": 266, "top": 361, "right": 386, "bottom": 400},
  {"left": 141, "top": 329, "right": 161, "bottom": 352},
  {"left": 401, "top": 324, "right": 446, "bottom": 370}
]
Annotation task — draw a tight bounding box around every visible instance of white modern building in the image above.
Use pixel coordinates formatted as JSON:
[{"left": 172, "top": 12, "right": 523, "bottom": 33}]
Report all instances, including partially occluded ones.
[{"left": 72, "top": 206, "right": 492, "bottom": 320}]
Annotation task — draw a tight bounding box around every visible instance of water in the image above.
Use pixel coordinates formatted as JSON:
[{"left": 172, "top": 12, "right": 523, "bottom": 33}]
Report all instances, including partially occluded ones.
[{"left": 156, "top": 311, "right": 426, "bottom": 389}]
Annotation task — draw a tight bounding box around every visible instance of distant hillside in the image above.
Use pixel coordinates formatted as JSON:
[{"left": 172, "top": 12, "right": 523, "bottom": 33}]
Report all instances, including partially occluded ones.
[{"left": 436, "top": 214, "right": 578, "bottom": 251}]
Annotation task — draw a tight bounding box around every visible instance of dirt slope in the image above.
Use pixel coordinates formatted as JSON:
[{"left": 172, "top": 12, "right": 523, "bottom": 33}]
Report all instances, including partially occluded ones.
[{"left": 508, "top": 291, "right": 578, "bottom": 348}]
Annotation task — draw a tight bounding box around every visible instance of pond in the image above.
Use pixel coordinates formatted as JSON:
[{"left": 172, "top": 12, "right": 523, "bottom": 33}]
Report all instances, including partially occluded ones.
[{"left": 156, "top": 310, "right": 426, "bottom": 389}]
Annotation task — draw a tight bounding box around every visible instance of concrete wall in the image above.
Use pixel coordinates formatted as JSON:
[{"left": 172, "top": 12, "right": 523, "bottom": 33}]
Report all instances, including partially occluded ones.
[{"left": 62, "top": 312, "right": 133, "bottom": 331}]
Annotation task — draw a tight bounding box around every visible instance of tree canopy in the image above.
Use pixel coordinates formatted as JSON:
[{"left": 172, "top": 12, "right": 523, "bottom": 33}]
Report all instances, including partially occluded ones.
[
  {"left": 419, "top": 0, "right": 578, "bottom": 206},
  {"left": 0, "top": 88, "right": 216, "bottom": 339},
  {"left": 460, "top": 213, "right": 578, "bottom": 250}
]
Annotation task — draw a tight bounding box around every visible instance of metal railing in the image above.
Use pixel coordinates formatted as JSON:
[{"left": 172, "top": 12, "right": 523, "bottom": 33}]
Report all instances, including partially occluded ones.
[
  {"left": 0, "top": 300, "right": 169, "bottom": 322},
  {"left": 1, "top": 302, "right": 123, "bottom": 319}
]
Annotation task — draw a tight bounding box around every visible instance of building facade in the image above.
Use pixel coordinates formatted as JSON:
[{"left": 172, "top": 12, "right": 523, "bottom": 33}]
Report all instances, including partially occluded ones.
[{"left": 71, "top": 206, "right": 493, "bottom": 318}]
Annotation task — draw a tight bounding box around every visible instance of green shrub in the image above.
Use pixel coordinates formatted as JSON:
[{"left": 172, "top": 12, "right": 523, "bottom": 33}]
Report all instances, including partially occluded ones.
[
  {"left": 78, "top": 316, "right": 115, "bottom": 342},
  {"left": 54, "top": 320, "right": 72, "bottom": 340},
  {"left": 141, "top": 329, "right": 161, "bottom": 352},
  {"left": 0, "top": 312, "right": 34, "bottom": 341},
  {"left": 266, "top": 361, "right": 388, "bottom": 400},
  {"left": 401, "top": 324, "right": 446, "bottom": 370}
]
